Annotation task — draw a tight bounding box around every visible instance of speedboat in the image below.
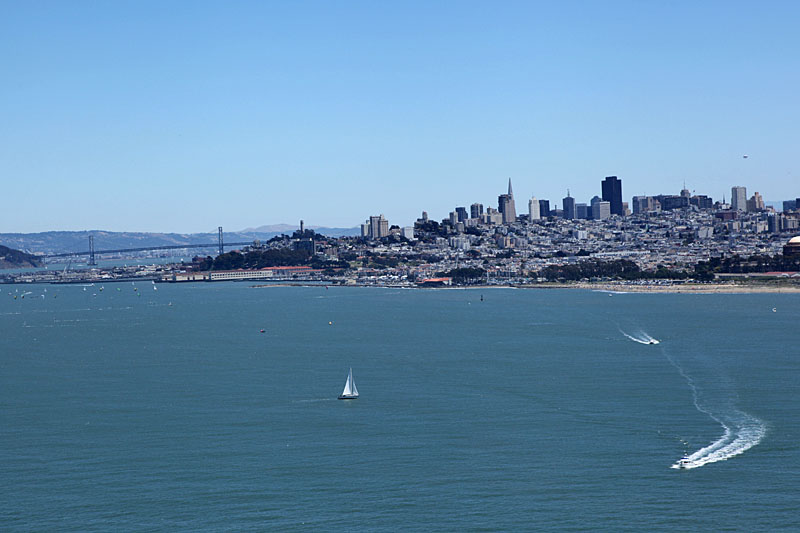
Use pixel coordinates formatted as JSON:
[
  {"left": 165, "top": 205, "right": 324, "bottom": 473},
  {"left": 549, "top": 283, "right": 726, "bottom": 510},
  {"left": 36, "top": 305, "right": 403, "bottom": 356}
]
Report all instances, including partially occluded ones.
[
  {"left": 678, "top": 456, "right": 691, "bottom": 469},
  {"left": 648, "top": 339, "right": 660, "bottom": 345}
]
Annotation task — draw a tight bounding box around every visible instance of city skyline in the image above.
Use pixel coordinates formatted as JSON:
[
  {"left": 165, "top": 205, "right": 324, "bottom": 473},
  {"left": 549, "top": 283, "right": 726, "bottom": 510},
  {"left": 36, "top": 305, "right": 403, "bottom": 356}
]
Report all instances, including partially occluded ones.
[{"left": 2, "top": 1, "right": 800, "bottom": 233}]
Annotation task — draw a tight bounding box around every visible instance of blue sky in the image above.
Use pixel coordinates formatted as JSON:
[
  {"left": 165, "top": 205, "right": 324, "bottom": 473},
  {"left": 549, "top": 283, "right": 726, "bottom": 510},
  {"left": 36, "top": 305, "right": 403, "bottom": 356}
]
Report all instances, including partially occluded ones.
[{"left": 2, "top": 1, "right": 798, "bottom": 232}]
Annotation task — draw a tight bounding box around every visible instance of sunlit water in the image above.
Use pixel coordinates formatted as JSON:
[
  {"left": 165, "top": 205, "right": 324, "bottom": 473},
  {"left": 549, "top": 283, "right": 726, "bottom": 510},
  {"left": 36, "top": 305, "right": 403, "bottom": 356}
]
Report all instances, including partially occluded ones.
[{"left": 1, "top": 283, "right": 798, "bottom": 531}]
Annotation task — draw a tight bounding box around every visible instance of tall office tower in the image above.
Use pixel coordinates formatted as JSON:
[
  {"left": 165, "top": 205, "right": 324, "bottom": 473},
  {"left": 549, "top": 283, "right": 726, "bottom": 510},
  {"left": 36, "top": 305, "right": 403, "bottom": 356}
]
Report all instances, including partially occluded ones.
[
  {"left": 562, "top": 191, "right": 575, "bottom": 220},
  {"left": 528, "top": 197, "right": 540, "bottom": 221},
  {"left": 590, "top": 196, "right": 601, "bottom": 219},
  {"left": 361, "top": 221, "right": 370, "bottom": 237},
  {"left": 455, "top": 206, "right": 468, "bottom": 222},
  {"left": 470, "top": 203, "right": 484, "bottom": 219},
  {"left": 748, "top": 192, "right": 765, "bottom": 212},
  {"left": 601, "top": 176, "right": 623, "bottom": 216},
  {"left": 593, "top": 200, "right": 611, "bottom": 220},
  {"left": 538, "top": 199, "right": 550, "bottom": 218},
  {"left": 369, "top": 214, "right": 389, "bottom": 239},
  {"left": 497, "top": 178, "right": 517, "bottom": 223},
  {"left": 632, "top": 196, "right": 646, "bottom": 214},
  {"left": 767, "top": 213, "right": 781, "bottom": 233},
  {"left": 575, "top": 203, "right": 589, "bottom": 219},
  {"left": 449, "top": 211, "right": 458, "bottom": 226},
  {"left": 783, "top": 200, "right": 797, "bottom": 212},
  {"left": 731, "top": 186, "right": 747, "bottom": 211}
]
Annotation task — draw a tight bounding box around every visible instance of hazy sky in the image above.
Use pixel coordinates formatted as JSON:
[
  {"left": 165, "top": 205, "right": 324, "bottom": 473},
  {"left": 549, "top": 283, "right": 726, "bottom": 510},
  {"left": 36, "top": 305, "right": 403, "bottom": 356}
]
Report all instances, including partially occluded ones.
[{"left": 2, "top": 1, "right": 799, "bottom": 233}]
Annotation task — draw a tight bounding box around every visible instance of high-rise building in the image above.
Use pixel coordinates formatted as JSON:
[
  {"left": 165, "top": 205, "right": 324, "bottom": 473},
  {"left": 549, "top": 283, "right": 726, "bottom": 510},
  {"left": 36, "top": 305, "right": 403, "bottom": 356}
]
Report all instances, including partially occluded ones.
[
  {"left": 538, "top": 199, "right": 550, "bottom": 218},
  {"left": 455, "top": 207, "right": 468, "bottom": 222},
  {"left": 484, "top": 207, "right": 503, "bottom": 225},
  {"left": 575, "top": 203, "right": 589, "bottom": 219},
  {"left": 528, "top": 197, "right": 540, "bottom": 221},
  {"left": 368, "top": 215, "right": 389, "bottom": 239},
  {"left": 589, "top": 196, "right": 601, "bottom": 219},
  {"left": 747, "top": 192, "right": 765, "bottom": 212},
  {"left": 731, "top": 186, "right": 747, "bottom": 211},
  {"left": 783, "top": 200, "right": 797, "bottom": 212},
  {"left": 654, "top": 194, "right": 690, "bottom": 211},
  {"left": 562, "top": 191, "right": 575, "bottom": 220},
  {"left": 592, "top": 200, "right": 611, "bottom": 220},
  {"left": 601, "top": 176, "right": 623, "bottom": 216},
  {"left": 470, "top": 203, "right": 484, "bottom": 219},
  {"left": 632, "top": 196, "right": 656, "bottom": 214},
  {"left": 497, "top": 178, "right": 517, "bottom": 223},
  {"left": 691, "top": 195, "right": 713, "bottom": 209},
  {"left": 767, "top": 213, "right": 781, "bottom": 234}
]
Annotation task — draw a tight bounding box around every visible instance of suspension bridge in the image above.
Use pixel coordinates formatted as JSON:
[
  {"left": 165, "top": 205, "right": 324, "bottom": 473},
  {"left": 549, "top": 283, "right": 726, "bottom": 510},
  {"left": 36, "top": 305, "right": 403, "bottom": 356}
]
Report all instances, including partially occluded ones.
[{"left": 43, "top": 227, "right": 252, "bottom": 264}]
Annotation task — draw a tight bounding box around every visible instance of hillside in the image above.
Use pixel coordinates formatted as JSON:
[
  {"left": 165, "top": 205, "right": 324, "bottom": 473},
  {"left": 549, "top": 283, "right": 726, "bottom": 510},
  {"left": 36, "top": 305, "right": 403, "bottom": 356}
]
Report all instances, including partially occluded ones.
[
  {"left": 0, "top": 226, "right": 360, "bottom": 255},
  {"left": 0, "top": 245, "right": 42, "bottom": 268}
]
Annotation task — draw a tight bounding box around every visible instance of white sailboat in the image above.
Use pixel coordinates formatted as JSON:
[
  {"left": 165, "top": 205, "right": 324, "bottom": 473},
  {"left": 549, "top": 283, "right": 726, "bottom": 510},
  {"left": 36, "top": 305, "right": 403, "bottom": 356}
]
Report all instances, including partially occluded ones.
[{"left": 338, "top": 368, "right": 359, "bottom": 400}]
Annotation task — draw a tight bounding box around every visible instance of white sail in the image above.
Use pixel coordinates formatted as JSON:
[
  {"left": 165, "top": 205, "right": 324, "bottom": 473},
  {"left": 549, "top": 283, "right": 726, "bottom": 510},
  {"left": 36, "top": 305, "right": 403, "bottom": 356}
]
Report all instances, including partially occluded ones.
[
  {"left": 342, "top": 368, "right": 353, "bottom": 396},
  {"left": 350, "top": 370, "right": 358, "bottom": 396},
  {"left": 340, "top": 368, "right": 358, "bottom": 398}
]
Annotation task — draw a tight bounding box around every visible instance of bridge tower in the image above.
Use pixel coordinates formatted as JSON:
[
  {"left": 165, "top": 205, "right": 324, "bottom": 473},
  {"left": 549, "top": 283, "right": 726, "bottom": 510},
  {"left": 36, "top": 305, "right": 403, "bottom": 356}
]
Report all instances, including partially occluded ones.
[
  {"left": 88, "top": 235, "right": 97, "bottom": 266},
  {"left": 218, "top": 226, "right": 223, "bottom": 256}
]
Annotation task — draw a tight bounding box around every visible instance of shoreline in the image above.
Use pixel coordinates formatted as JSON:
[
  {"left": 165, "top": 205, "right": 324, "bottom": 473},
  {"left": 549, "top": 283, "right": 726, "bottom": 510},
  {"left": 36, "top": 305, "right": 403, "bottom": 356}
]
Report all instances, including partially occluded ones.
[
  {"left": 551, "top": 282, "right": 800, "bottom": 294},
  {"left": 249, "top": 281, "right": 800, "bottom": 294}
]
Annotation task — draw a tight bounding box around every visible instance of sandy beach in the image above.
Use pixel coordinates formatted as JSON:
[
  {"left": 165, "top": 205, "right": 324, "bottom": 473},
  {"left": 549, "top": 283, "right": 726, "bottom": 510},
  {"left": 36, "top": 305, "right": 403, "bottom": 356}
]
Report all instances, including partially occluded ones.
[{"left": 555, "top": 282, "right": 800, "bottom": 294}]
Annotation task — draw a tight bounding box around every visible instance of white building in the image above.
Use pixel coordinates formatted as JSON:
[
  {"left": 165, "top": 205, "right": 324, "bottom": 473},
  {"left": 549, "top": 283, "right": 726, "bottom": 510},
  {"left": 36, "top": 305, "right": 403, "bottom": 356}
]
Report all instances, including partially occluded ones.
[{"left": 529, "top": 196, "right": 540, "bottom": 221}]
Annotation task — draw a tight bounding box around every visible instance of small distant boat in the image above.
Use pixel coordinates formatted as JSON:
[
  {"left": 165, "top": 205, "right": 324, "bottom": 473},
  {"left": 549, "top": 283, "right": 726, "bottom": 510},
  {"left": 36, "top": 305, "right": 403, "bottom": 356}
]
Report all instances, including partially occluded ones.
[
  {"left": 338, "top": 368, "right": 359, "bottom": 400},
  {"left": 678, "top": 456, "right": 691, "bottom": 469},
  {"left": 648, "top": 339, "right": 660, "bottom": 345}
]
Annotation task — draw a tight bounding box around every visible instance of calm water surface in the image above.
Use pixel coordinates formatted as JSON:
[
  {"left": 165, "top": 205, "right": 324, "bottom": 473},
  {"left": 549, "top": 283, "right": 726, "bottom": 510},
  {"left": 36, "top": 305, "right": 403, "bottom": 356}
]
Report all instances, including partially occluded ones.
[{"left": 1, "top": 283, "right": 798, "bottom": 531}]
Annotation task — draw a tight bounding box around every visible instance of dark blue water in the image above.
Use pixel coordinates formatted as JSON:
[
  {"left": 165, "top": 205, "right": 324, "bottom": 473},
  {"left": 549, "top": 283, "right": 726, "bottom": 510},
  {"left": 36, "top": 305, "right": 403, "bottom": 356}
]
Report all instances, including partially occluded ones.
[{"left": 2, "top": 284, "right": 798, "bottom": 531}]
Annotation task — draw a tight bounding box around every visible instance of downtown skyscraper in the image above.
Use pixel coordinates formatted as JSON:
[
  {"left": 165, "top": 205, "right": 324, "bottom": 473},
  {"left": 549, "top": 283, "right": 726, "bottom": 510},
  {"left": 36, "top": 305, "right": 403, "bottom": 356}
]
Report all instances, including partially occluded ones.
[
  {"left": 731, "top": 186, "right": 747, "bottom": 211},
  {"left": 601, "top": 176, "right": 623, "bottom": 216},
  {"left": 498, "top": 178, "right": 517, "bottom": 224},
  {"left": 562, "top": 191, "right": 575, "bottom": 220}
]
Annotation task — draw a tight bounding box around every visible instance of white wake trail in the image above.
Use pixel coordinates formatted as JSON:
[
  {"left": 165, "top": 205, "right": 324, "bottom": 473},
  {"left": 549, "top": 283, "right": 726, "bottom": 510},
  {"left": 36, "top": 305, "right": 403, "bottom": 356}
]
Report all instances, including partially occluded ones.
[
  {"left": 662, "top": 348, "right": 766, "bottom": 470},
  {"left": 620, "top": 329, "right": 659, "bottom": 345}
]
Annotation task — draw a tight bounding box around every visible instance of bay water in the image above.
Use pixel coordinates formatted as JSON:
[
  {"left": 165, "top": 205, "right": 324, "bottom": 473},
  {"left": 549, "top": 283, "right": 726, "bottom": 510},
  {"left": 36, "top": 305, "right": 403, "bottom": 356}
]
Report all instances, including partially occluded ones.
[{"left": 2, "top": 283, "right": 798, "bottom": 531}]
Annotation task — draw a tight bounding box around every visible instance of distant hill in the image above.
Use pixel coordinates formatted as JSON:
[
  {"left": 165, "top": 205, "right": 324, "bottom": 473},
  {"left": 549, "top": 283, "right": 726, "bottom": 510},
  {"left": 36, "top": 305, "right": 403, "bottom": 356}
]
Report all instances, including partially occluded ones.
[
  {"left": 0, "top": 226, "right": 360, "bottom": 255},
  {"left": 0, "top": 245, "right": 42, "bottom": 268},
  {"left": 239, "top": 224, "right": 361, "bottom": 236}
]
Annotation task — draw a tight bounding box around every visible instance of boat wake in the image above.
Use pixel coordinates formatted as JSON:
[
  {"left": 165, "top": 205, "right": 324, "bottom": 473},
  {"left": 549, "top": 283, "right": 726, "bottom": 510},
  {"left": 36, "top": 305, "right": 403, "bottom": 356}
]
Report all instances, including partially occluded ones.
[
  {"left": 620, "top": 329, "right": 659, "bottom": 345},
  {"left": 662, "top": 348, "right": 766, "bottom": 470}
]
